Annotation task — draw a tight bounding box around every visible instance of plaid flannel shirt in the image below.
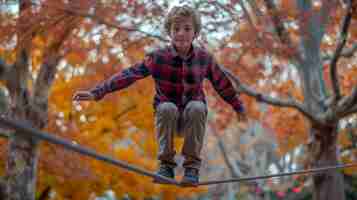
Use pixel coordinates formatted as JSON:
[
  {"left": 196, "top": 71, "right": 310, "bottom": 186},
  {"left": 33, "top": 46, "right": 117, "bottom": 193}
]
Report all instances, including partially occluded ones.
[{"left": 90, "top": 45, "right": 244, "bottom": 113}]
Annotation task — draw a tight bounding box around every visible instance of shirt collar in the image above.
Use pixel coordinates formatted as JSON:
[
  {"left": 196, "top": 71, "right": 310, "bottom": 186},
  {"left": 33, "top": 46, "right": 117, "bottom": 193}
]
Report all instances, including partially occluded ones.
[{"left": 169, "top": 43, "right": 196, "bottom": 61}]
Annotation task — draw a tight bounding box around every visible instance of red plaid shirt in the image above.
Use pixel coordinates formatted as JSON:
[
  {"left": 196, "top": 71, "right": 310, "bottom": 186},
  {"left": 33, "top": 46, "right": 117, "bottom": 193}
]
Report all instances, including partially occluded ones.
[{"left": 90, "top": 45, "right": 244, "bottom": 113}]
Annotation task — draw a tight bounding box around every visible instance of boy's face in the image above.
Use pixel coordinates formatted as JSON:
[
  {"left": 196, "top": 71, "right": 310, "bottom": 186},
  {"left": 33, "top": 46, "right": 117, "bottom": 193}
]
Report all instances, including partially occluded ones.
[{"left": 170, "top": 16, "right": 196, "bottom": 53}]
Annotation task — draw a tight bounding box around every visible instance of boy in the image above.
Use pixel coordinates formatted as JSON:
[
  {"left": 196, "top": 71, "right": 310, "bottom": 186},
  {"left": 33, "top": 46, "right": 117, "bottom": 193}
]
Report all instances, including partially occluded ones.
[{"left": 73, "top": 5, "right": 246, "bottom": 186}]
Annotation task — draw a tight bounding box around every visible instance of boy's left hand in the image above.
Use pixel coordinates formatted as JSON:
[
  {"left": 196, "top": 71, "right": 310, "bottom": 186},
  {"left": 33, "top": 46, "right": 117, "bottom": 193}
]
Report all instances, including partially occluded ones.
[{"left": 236, "top": 111, "right": 248, "bottom": 122}]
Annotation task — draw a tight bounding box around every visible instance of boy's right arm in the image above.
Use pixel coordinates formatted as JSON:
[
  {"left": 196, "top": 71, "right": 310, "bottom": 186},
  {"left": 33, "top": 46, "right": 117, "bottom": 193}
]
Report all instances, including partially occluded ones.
[{"left": 74, "top": 54, "right": 154, "bottom": 101}]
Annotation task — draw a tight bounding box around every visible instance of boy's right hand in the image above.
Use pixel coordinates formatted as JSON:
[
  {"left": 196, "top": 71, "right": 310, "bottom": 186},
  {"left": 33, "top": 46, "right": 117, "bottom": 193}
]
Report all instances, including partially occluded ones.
[{"left": 72, "top": 91, "right": 95, "bottom": 101}]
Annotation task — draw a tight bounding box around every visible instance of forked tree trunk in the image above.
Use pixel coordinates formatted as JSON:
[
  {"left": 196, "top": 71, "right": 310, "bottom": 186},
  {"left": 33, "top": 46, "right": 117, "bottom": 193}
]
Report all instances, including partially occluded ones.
[
  {"left": 5, "top": 51, "right": 40, "bottom": 200},
  {"left": 4, "top": 1, "right": 40, "bottom": 198},
  {"left": 3, "top": 0, "right": 72, "bottom": 198},
  {"left": 5, "top": 54, "right": 57, "bottom": 200}
]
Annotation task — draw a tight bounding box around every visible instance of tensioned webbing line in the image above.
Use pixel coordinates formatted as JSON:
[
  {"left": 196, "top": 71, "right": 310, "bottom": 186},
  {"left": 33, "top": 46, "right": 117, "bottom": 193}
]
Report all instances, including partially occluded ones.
[
  {"left": 1, "top": 117, "right": 357, "bottom": 187},
  {"left": 198, "top": 162, "right": 357, "bottom": 186},
  {"left": 0, "top": 117, "right": 180, "bottom": 186}
]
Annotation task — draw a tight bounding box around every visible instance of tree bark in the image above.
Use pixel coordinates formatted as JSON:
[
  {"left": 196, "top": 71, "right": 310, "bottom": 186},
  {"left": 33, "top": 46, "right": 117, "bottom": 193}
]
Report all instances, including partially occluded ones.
[
  {"left": 309, "top": 125, "right": 346, "bottom": 200},
  {"left": 5, "top": 56, "right": 59, "bottom": 200},
  {"left": 4, "top": 1, "right": 40, "bottom": 199},
  {"left": 294, "top": 1, "right": 346, "bottom": 199},
  {"left": 6, "top": 134, "right": 40, "bottom": 200},
  {"left": 3, "top": 0, "right": 75, "bottom": 198},
  {"left": 5, "top": 50, "right": 41, "bottom": 200},
  {"left": 0, "top": 177, "right": 6, "bottom": 199}
]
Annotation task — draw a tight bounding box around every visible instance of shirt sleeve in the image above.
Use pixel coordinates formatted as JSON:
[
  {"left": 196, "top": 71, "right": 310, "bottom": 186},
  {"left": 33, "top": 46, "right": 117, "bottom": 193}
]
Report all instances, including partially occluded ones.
[
  {"left": 90, "top": 54, "right": 154, "bottom": 100},
  {"left": 207, "top": 56, "right": 244, "bottom": 113}
]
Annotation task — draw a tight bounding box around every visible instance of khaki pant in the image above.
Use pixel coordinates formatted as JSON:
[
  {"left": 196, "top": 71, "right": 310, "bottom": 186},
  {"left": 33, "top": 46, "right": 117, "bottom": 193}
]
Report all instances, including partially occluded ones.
[{"left": 155, "top": 101, "right": 207, "bottom": 170}]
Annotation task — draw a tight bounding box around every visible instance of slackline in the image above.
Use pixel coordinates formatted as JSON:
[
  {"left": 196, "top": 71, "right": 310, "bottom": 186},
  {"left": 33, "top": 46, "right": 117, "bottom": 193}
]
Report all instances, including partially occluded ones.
[{"left": 1, "top": 117, "right": 356, "bottom": 187}]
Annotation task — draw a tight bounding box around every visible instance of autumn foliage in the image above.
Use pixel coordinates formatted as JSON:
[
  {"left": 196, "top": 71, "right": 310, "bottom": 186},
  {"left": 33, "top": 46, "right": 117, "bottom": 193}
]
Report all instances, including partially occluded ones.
[{"left": 0, "top": 0, "right": 356, "bottom": 199}]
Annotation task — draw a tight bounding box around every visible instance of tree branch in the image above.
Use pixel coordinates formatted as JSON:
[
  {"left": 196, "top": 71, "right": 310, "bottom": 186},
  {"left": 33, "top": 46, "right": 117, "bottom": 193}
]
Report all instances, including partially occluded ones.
[
  {"left": 340, "top": 105, "right": 357, "bottom": 118},
  {"left": 238, "top": 1, "right": 256, "bottom": 29},
  {"left": 234, "top": 1, "right": 276, "bottom": 56},
  {"left": 210, "top": 125, "right": 240, "bottom": 178},
  {"left": 222, "top": 67, "right": 322, "bottom": 124},
  {"left": 73, "top": 13, "right": 167, "bottom": 41},
  {"left": 61, "top": 6, "right": 168, "bottom": 42},
  {"left": 7, "top": 48, "right": 31, "bottom": 119},
  {"left": 263, "top": 0, "right": 288, "bottom": 43},
  {"left": 322, "top": 42, "right": 357, "bottom": 61},
  {"left": 33, "top": 17, "right": 75, "bottom": 100},
  {"left": 337, "top": 86, "right": 357, "bottom": 118},
  {"left": 247, "top": 0, "right": 264, "bottom": 17},
  {"left": 31, "top": 16, "right": 77, "bottom": 128},
  {"left": 210, "top": 1, "right": 241, "bottom": 22},
  {"left": 29, "top": 1, "right": 168, "bottom": 42},
  {"left": 0, "top": 59, "right": 11, "bottom": 80},
  {"left": 329, "top": 0, "right": 353, "bottom": 101},
  {"left": 263, "top": 0, "right": 302, "bottom": 62}
]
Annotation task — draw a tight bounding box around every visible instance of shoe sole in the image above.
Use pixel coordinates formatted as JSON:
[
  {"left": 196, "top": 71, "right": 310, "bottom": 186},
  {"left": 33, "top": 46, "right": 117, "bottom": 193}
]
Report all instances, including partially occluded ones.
[
  {"left": 153, "top": 177, "right": 175, "bottom": 185},
  {"left": 180, "top": 180, "right": 198, "bottom": 187}
]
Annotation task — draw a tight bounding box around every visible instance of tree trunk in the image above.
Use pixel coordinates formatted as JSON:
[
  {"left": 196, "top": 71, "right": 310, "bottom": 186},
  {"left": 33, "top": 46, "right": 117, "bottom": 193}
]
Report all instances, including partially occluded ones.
[
  {"left": 5, "top": 56, "right": 53, "bottom": 200},
  {"left": 3, "top": 0, "right": 62, "bottom": 199},
  {"left": 5, "top": 48, "right": 40, "bottom": 199},
  {"left": 5, "top": 27, "right": 40, "bottom": 200},
  {"left": 0, "top": 177, "right": 6, "bottom": 199},
  {"left": 309, "top": 125, "right": 345, "bottom": 200},
  {"left": 6, "top": 134, "right": 39, "bottom": 200}
]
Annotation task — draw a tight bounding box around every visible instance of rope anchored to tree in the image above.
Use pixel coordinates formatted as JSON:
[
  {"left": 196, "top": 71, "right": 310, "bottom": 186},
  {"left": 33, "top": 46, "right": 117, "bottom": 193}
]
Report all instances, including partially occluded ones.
[{"left": 1, "top": 117, "right": 356, "bottom": 187}]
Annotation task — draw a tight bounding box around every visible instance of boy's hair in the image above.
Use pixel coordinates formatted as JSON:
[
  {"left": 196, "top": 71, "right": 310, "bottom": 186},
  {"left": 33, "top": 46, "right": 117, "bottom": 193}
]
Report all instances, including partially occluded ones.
[{"left": 164, "top": 5, "right": 201, "bottom": 36}]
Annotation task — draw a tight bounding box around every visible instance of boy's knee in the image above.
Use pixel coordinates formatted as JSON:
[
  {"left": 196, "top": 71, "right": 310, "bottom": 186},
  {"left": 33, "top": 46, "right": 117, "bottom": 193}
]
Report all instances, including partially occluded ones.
[
  {"left": 157, "top": 102, "right": 178, "bottom": 116},
  {"left": 186, "top": 101, "right": 206, "bottom": 117}
]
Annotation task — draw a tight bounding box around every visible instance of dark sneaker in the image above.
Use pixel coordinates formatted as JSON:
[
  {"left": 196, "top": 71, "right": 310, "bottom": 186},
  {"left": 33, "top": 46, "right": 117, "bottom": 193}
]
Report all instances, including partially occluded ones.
[
  {"left": 181, "top": 168, "right": 199, "bottom": 187},
  {"left": 153, "top": 165, "right": 175, "bottom": 184}
]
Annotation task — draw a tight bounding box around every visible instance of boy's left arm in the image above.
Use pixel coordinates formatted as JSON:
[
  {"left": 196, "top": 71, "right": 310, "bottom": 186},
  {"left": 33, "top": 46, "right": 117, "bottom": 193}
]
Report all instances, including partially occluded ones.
[{"left": 207, "top": 58, "right": 247, "bottom": 121}]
